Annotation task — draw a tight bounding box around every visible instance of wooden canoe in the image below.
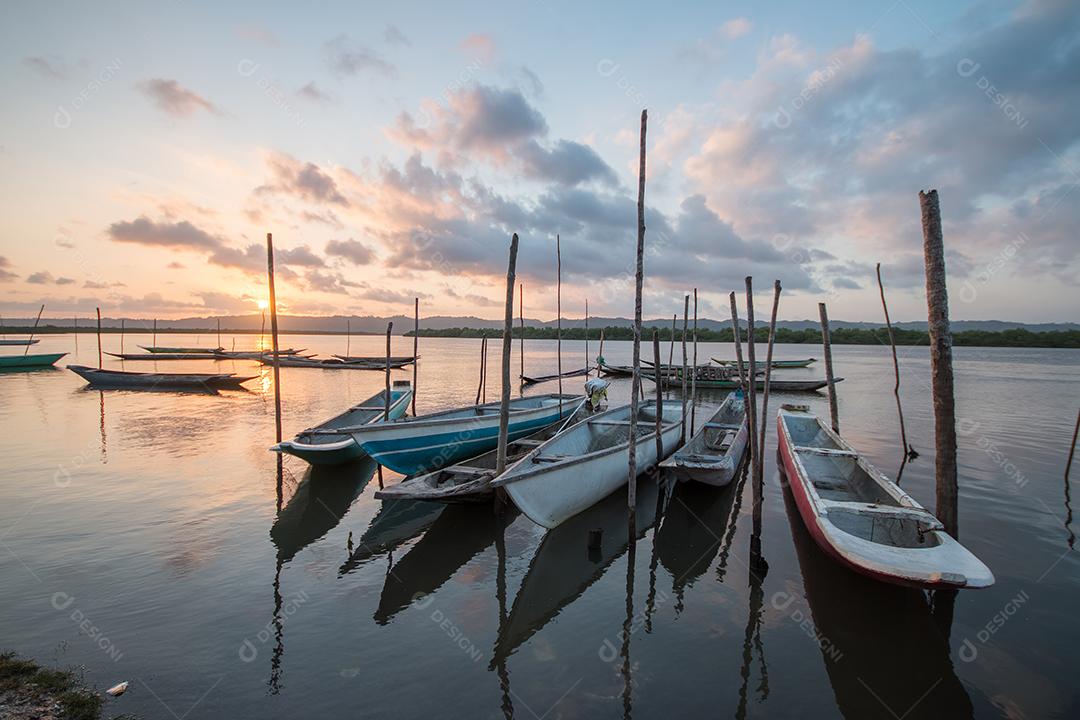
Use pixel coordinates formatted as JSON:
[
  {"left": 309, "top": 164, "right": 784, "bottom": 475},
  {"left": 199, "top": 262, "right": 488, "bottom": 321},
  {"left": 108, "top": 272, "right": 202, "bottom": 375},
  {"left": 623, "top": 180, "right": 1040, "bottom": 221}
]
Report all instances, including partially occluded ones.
[
  {"left": 492, "top": 400, "right": 683, "bottom": 529},
  {"left": 333, "top": 354, "right": 417, "bottom": 365},
  {"left": 106, "top": 351, "right": 220, "bottom": 360},
  {"left": 346, "top": 394, "right": 586, "bottom": 476},
  {"left": 260, "top": 356, "right": 412, "bottom": 369},
  {"left": 660, "top": 391, "right": 748, "bottom": 486},
  {"left": 663, "top": 376, "right": 842, "bottom": 392},
  {"left": 776, "top": 404, "right": 994, "bottom": 589},
  {"left": 0, "top": 352, "right": 67, "bottom": 369},
  {"left": 713, "top": 357, "right": 816, "bottom": 369},
  {"left": 0, "top": 339, "right": 40, "bottom": 346},
  {"left": 520, "top": 367, "right": 589, "bottom": 385},
  {"left": 67, "top": 364, "right": 255, "bottom": 390},
  {"left": 271, "top": 382, "right": 414, "bottom": 465},
  {"left": 213, "top": 348, "right": 306, "bottom": 359},
  {"left": 140, "top": 345, "right": 223, "bottom": 354},
  {"left": 596, "top": 360, "right": 636, "bottom": 377},
  {"left": 374, "top": 407, "right": 589, "bottom": 502}
]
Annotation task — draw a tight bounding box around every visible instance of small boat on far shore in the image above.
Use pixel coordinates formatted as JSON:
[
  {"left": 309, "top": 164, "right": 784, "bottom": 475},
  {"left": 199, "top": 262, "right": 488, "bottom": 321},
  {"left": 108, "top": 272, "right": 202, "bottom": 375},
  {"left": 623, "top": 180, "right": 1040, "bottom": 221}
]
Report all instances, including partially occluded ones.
[
  {"left": 660, "top": 390, "right": 748, "bottom": 486},
  {"left": 520, "top": 367, "right": 589, "bottom": 385},
  {"left": 0, "top": 352, "right": 67, "bottom": 370},
  {"left": 333, "top": 354, "right": 417, "bottom": 365},
  {"left": 271, "top": 381, "right": 414, "bottom": 465},
  {"left": 67, "top": 364, "right": 255, "bottom": 390},
  {"left": 0, "top": 339, "right": 40, "bottom": 346},
  {"left": 776, "top": 404, "right": 994, "bottom": 589},
  {"left": 714, "top": 357, "right": 817, "bottom": 369},
  {"left": 663, "top": 375, "right": 842, "bottom": 392}
]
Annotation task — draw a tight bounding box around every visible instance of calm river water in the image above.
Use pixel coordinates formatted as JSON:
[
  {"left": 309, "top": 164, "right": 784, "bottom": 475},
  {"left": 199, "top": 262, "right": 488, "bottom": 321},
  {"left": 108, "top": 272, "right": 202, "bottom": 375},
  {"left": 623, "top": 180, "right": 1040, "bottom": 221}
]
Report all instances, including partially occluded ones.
[{"left": 1, "top": 333, "right": 1077, "bottom": 718}]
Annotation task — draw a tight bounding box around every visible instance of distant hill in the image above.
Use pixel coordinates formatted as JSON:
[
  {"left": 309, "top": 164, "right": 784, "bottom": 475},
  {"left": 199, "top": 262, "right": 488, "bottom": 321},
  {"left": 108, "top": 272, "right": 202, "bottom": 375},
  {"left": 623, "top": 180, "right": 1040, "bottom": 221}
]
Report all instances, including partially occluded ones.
[{"left": 5, "top": 314, "right": 1077, "bottom": 335}]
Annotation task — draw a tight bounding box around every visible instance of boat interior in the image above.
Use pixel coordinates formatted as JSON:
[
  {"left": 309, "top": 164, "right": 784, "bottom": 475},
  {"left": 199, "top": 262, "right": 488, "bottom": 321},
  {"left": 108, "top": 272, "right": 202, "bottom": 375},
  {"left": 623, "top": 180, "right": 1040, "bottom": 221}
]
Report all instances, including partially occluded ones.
[{"left": 785, "top": 413, "right": 942, "bottom": 548}]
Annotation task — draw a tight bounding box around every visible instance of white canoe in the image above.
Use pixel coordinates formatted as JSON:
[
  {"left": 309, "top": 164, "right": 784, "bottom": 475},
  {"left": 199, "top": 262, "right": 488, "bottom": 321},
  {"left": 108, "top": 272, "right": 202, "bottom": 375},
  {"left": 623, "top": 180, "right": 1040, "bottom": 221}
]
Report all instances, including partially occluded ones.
[
  {"left": 776, "top": 404, "right": 994, "bottom": 589},
  {"left": 660, "top": 390, "right": 748, "bottom": 486},
  {"left": 271, "top": 381, "right": 414, "bottom": 465},
  {"left": 492, "top": 400, "right": 683, "bottom": 529}
]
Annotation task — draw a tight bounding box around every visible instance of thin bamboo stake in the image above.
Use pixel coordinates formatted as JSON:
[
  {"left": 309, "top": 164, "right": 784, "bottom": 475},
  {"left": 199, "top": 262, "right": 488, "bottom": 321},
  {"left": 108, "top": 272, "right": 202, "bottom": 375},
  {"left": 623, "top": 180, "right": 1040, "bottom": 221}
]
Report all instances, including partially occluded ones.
[
  {"left": 728, "top": 293, "right": 749, "bottom": 421},
  {"left": 1067, "top": 409, "right": 1080, "bottom": 483},
  {"left": 744, "top": 277, "right": 760, "bottom": 499},
  {"left": 23, "top": 305, "right": 44, "bottom": 356},
  {"left": 152, "top": 318, "right": 156, "bottom": 347},
  {"left": 120, "top": 318, "right": 125, "bottom": 354},
  {"left": 476, "top": 336, "right": 487, "bottom": 405},
  {"left": 384, "top": 322, "right": 392, "bottom": 420},
  {"left": 216, "top": 317, "right": 220, "bottom": 349},
  {"left": 691, "top": 289, "right": 698, "bottom": 436},
  {"left": 680, "top": 295, "right": 689, "bottom": 445},
  {"left": 597, "top": 328, "right": 605, "bottom": 373},
  {"left": 74, "top": 315, "right": 78, "bottom": 352},
  {"left": 759, "top": 281, "right": 781, "bottom": 483},
  {"left": 668, "top": 314, "right": 676, "bottom": 366},
  {"left": 653, "top": 330, "right": 663, "bottom": 461},
  {"left": 260, "top": 310, "right": 265, "bottom": 346},
  {"left": 96, "top": 307, "right": 102, "bottom": 369},
  {"left": 585, "top": 299, "right": 589, "bottom": 378},
  {"left": 266, "top": 233, "right": 283, "bottom": 447},
  {"left": 519, "top": 283, "right": 524, "bottom": 381},
  {"left": 627, "top": 108, "right": 647, "bottom": 517},
  {"left": 557, "top": 234, "right": 563, "bottom": 413},
  {"left": 412, "top": 298, "right": 419, "bottom": 415},
  {"left": 876, "top": 263, "right": 912, "bottom": 458},
  {"left": 346, "top": 318, "right": 351, "bottom": 357},
  {"left": 496, "top": 234, "right": 519, "bottom": 474},
  {"left": 921, "top": 189, "right": 958, "bottom": 538},
  {"left": 818, "top": 303, "right": 839, "bottom": 433}
]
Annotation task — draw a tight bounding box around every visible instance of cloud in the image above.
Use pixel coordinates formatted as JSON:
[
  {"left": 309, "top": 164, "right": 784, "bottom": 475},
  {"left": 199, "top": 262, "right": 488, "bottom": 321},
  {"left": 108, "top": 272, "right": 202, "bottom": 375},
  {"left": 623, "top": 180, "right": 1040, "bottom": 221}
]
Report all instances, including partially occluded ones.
[
  {"left": 357, "top": 287, "right": 430, "bottom": 305},
  {"left": 26, "top": 271, "right": 54, "bottom": 284},
  {"left": 384, "top": 25, "right": 410, "bottom": 47},
  {"left": 296, "top": 82, "right": 334, "bottom": 104},
  {"left": 196, "top": 291, "right": 259, "bottom": 313},
  {"left": 138, "top": 79, "right": 219, "bottom": 118},
  {"left": 326, "top": 238, "right": 375, "bottom": 264},
  {"left": 0, "top": 257, "right": 16, "bottom": 282},
  {"left": 324, "top": 35, "right": 395, "bottom": 77},
  {"left": 720, "top": 18, "right": 753, "bottom": 39},
  {"left": 22, "top": 55, "right": 71, "bottom": 79},
  {"left": 517, "top": 66, "right": 544, "bottom": 97},
  {"left": 460, "top": 33, "right": 497, "bottom": 62},
  {"left": 517, "top": 139, "right": 619, "bottom": 187},
  {"left": 83, "top": 280, "right": 108, "bottom": 289},
  {"left": 167, "top": 261, "right": 185, "bottom": 269},
  {"left": 107, "top": 216, "right": 225, "bottom": 251},
  {"left": 277, "top": 245, "right": 324, "bottom": 267},
  {"left": 257, "top": 152, "right": 350, "bottom": 206},
  {"left": 56, "top": 277, "right": 75, "bottom": 285}
]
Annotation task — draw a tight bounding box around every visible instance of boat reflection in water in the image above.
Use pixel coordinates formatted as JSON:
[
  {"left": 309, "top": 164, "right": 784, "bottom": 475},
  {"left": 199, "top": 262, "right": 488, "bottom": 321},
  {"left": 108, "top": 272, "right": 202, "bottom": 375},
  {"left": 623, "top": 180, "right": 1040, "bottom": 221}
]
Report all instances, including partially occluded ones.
[
  {"left": 779, "top": 467, "right": 974, "bottom": 719},
  {"left": 270, "top": 457, "right": 379, "bottom": 562},
  {"left": 375, "top": 504, "right": 517, "bottom": 624},
  {"left": 338, "top": 496, "right": 445, "bottom": 576},
  {"left": 491, "top": 477, "right": 663, "bottom": 668}
]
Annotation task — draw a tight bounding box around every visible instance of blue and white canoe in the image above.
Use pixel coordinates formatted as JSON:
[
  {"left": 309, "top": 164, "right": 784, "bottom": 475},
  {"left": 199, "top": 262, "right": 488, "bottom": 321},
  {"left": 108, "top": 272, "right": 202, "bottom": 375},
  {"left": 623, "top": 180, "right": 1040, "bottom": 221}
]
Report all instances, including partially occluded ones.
[
  {"left": 271, "top": 381, "right": 413, "bottom": 465},
  {"left": 348, "top": 393, "right": 585, "bottom": 476}
]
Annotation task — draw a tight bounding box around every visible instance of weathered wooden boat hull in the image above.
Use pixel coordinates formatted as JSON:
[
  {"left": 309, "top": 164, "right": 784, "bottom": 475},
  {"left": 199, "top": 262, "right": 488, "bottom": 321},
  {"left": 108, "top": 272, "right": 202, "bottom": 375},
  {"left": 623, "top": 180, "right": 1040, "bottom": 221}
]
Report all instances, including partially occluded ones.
[
  {"left": 106, "top": 351, "right": 220, "bottom": 360},
  {"left": 0, "top": 352, "right": 67, "bottom": 369},
  {"left": 664, "top": 377, "right": 842, "bottom": 392},
  {"left": 713, "top": 357, "right": 816, "bottom": 368},
  {"left": 259, "top": 356, "right": 411, "bottom": 369},
  {"left": 0, "top": 339, "right": 40, "bottom": 346},
  {"left": 213, "top": 348, "right": 306, "bottom": 359},
  {"left": 272, "top": 385, "right": 413, "bottom": 465},
  {"left": 661, "top": 391, "right": 748, "bottom": 486},
  {"left": 520, "top": 367, "right": 589, "bottom": 385},
  {"left": 776, "top": 406, "right": 994, "bottom": 589},
  {"left": 493, "top": 400, "right": 683, "bottom": 529},
  {"left": 141, "top": 345, "right": 223, "bottom": 354},
  {"left": 596, "top": 361, "right": 636, "bottom": 377},
  {"left": 375, "top": 408, "right": 588, "bottom": 502},
  {"left": 67, "top": 364, "right": 254, "bottom": 390},
  {"left": 333, "top": 355, "right": 417, "bottom": 365},
  {"left": 351, "top": 394, "right": 585, "bottom": 476}
]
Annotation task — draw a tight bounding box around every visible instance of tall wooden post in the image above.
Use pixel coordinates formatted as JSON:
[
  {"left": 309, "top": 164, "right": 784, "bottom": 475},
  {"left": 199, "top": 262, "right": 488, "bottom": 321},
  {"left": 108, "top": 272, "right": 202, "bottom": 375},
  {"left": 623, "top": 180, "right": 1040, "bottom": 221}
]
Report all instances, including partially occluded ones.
[
  {"left": 759, "top": 281, "right": 782, "bottom": 475},
  {"left": 412, "top": 298, "right": 419, "bottom": 415},
  {"left": 921, "top": 189, "right": 958, "bottom": 538},
  {"left": 1065, "top": 409, "right": 1079, "bottom": 483},
  {"left": 266, "top": 233, "right": 283, "bottom": 448},
  {"left": 476, "top": 337, "right": 487, "bottom": 405},
  {"left": 597, "top": 328, "right": 605, "bottom": 374},
  {"left": 627, "top": 108, "right": 647, "bottom": 517},
  {"left": 496, "top": 234, "right": 520, "bottom": 474},
  {"left": 877, "top": 263, "right": 911, "bottom": 457},
  {"left": 384, "top": 322, "right": 393, "bottom": 420},
  {"left": 152, "top": 318, "right": 156, "bottom": 347},
  {"left": 728, "top": 293, "right": 749, "bottom": 422},
  {"left": 74, "top": 315, "right": 78, "bottom": 352},
  {"left": 680, "top": 295, "right": 689, "bottom": 444},
  {"left": 120, "top": 318, "right": 125, "bottom": 354},
  {"left": 24, "top": 305, "right": 44, "bottom": 357},
  {"left": 744, "top": 278, "right": 759, "bottom": 477},
  {"left": 556, "top": 234, "right": 563, "bottom": 412},
  {"left": 691, "top": 289, "right": 698, "bottom": 436},
  {"left": 519, "top": 283, "right": 524, "bottom": 381},
  {"left": 585, "top": 299, "right": 589, "bottom": 378},
  {"left": 818, "top": 303, "right": 839, "bottom": 433},
  {"left": 653, "top": 330, "right": 663, "bottom": 461},
  {"left": 346, "top": 318, "right": 351, "bottom": 357},
  {"left": 96, "top": 307, "right": 102, "bottom": 369},
  {"left": 216, "top": 317, "right": 221, "bottom": 349},
  {"left": 668, "top": 314, "right": 676, "bottom": 367}
]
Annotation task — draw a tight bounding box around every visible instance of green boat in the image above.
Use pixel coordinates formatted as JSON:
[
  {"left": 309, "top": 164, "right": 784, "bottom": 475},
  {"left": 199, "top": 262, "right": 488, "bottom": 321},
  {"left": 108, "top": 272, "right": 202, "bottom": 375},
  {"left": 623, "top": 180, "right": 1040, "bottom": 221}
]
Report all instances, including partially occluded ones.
[
  {"left": 712, "top": 357, "right": 816, "bottom": 369},
  {"left": 0, "top": 352, "right": 67, "bottom": 370}
]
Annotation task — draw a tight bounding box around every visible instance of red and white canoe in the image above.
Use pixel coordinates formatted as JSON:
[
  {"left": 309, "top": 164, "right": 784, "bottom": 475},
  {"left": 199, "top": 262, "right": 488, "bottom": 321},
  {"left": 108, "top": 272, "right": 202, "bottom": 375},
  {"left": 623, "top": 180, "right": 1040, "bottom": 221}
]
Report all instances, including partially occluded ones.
[{"left": 776, "top": 404, "right": 994, "bottom": 589}]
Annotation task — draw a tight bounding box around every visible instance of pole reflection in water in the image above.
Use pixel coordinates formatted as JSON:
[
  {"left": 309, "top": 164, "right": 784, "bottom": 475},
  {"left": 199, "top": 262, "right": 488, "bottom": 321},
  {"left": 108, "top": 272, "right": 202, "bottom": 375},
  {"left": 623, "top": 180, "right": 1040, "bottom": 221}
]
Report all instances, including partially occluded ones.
[
  {"left": 266, "top": 458, "right": 379, "bottom": 694},
  {"left": 620, "top": 516, "right": 636, "bottom": 720},
  {"left": 338, "top": 499, "right": 444, "bottom": 576},
  {"left": 778, "top": 468, "right": 974, "bottom": 719},
  {"left": 735, "top": 476, "right": 769, "bottom": 718},
  {"left": 494, "top": 503, "right": 515, "bottom": 719},
  {"left": 98, "top": 390, "right": 107, "bottom": 461}
]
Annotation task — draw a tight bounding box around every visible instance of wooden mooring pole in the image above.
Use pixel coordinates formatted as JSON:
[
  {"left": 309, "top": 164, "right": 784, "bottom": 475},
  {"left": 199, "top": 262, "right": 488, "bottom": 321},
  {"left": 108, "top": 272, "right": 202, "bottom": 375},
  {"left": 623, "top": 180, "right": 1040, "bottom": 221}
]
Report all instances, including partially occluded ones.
[
  {"left": 216, "top": 317, "right": 221, "bottom": 349},
  {"left": 818, "top": 303, "right": 839, "bottom": 433},
  {"left": 24, "top": 305, "right": 44, "bottom": 357},
  {"left": 728, "top": 293, "right": 749, "bottom": 430},
  {"left": 920, "top": 189, "right": 958, "bottom": 538},
  {"left": 496, "top": 234, "right": 519, "bottom": 475},
  {"left": 680, "top": 294, "right": 689, "bottom": 444},
  {"left": 877, "top": 263, "right": 913, "bottom": 459},
  {"left": 120, "top": 318, "right": 125, "bottom": 354},
  {"left": 668, "top": 314, "right": 676, "bottom": 367},
  {"left": 96, "top": 307, "right": 102, "bottom": 369},
  {"left": 744, "top": 278, "right": 760, "bottom": 484},
  {"left": 627, "top": 108, "right": 647, "bottom": 520},
  {"left": 266, "top": 233, "right": 283, "bottom": 448},
  {"left": 152, "top": 318, "right": 156, "bottom": 347},
  {"left": 475, "top": 336, "right": 487, "bottom": 405},
  {"left": 653, "top": 330, "right": 663, "bottom": 461},
  {"left": 1067, "top": 409, "right": 1079, "bottom": 483},
  {"left": 759, "top": 281, "right": 781, "bottom": 478},
  {"left": 384, "top": 322, "right": 393, "bottom": 420},
  {"left": 346, "top": 318, "right": 351, "bottom": 358},
  {"left": 691, "top": 289, "right": 698, "bottom": 437},
  {"left": 519, "top": 283, "right": 524, "bottom": 381},
  {"left": 556, "top": 234, "right": 563, "bottom": 413},
  {"left": 585, "top": 299, "right": 589, "bottom": 378},
  {"left": 412, "top": 299, "right": 419, "bottom": 415}
]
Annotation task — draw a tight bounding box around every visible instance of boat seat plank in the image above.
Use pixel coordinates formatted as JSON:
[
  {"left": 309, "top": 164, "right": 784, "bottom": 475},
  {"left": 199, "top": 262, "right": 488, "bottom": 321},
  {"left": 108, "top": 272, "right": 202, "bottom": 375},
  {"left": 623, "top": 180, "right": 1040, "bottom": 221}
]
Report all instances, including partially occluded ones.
[
  {"left": 703, "top": 422, "right": 742, "bottom": 430},
  {"left": 794, "top": 445, "right": 858, "bottom": 457},
  {"left": 822, "top": 500, "right": 944, "bottom": 528},
  {"left": 588, "top": 420, "right": 636, "bottom": 426}
]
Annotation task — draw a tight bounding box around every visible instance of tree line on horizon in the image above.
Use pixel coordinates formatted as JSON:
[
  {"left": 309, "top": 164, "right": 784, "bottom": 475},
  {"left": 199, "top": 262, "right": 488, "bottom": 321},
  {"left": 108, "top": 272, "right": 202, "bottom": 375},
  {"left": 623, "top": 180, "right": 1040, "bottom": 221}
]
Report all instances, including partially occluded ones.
[{"left": 405, "top": 325, "right": 1080, "bottom": 348}]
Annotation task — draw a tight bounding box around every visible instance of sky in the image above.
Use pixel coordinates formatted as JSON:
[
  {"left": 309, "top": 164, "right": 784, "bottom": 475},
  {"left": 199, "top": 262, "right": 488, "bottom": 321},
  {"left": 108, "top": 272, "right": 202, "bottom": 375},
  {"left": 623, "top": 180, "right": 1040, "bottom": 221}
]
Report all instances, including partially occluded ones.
[{"left": 0, "top": 0, "right": 1077, "bottom": 323}]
